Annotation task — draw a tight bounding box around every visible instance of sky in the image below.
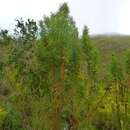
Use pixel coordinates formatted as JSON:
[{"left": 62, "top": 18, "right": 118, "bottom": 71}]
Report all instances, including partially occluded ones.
[{"left": 0, "top": 0, "right": 130, "bottom": 35}]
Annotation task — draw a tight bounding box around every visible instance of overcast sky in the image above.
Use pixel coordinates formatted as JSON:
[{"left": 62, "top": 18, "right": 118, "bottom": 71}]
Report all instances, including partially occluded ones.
[{"left": 0, "top": 0, "right": 130, "bottom": 35}]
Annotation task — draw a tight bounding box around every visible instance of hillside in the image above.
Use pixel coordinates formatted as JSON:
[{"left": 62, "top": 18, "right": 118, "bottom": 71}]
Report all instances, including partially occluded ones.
[{"left": 92, "top": 35, "right": 130, "bottom": 78}]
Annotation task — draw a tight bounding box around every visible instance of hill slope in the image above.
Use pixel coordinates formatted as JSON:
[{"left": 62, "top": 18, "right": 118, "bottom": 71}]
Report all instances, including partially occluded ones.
[{"left": 92, "top": 35, "right": 130, "bottom": 78}]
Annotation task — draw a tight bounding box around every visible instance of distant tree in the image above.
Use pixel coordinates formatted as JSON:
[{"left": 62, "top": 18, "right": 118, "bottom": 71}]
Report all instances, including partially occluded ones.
[
  {"left": 81, "top": 26, "right": 98, "bottom": 94},
  {"left": 124, "top": 50, "right": 130, "bottom": 125},
  {"left": 0, "top": 29, "right": 12, "bottom": 44},
  {"left": 14, "top": 18, "right": 38, "bottom": 44},
  {"left": 125, "top": 50, "right": 130, "bottom": 75},
  {"left": 110, "top": 54, "right": 124, "bottom": 130}
]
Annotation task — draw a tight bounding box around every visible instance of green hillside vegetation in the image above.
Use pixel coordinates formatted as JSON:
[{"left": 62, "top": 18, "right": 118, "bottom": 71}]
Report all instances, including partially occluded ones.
[
  {"left": 92, "top": 35, "right": 130, "bottom": 79},
  {"left": 0, "top": 3, "right": 130, "bottom": 130}
]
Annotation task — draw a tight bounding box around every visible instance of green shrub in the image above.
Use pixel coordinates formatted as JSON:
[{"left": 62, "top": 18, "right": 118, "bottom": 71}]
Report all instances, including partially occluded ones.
[
  {"left": 0, "top": 107, "right": 7, "bottom": 129},
  {"left": 2, "top": 104, "right": 21, "bottom": 130}
]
